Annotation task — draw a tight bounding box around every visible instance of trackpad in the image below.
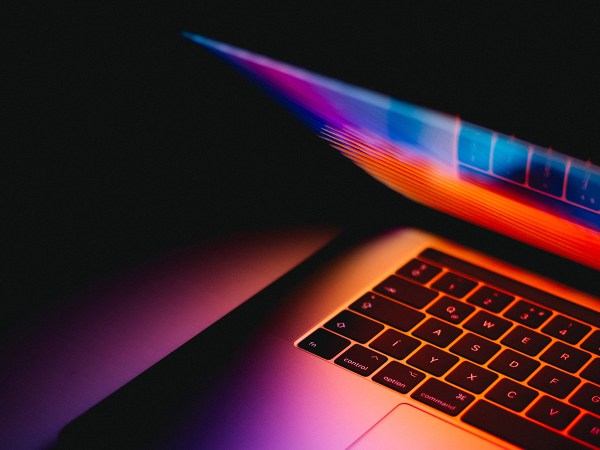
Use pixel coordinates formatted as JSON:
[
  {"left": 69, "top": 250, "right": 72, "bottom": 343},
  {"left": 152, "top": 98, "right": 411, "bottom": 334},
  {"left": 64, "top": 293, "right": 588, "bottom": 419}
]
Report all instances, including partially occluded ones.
[{"left": 349, "top": 403, "right": 502, "bottom": 449}]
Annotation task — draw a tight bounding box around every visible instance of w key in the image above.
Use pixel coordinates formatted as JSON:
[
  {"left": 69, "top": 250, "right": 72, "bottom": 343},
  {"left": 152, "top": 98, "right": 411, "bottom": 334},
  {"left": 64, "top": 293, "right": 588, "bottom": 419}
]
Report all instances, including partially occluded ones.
[{"left": 464, "top": 311, "right": 512, "bottom": 340}]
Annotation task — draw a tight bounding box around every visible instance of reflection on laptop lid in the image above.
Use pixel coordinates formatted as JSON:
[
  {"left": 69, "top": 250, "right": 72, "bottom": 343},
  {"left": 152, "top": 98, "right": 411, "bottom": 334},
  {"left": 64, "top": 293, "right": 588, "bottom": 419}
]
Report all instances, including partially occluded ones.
[
  {"left": 183, "top": 33, "right": 599, "bottom": 270},
  {"left": 59, "top": 35, "right": 600, "bottom": 449}
]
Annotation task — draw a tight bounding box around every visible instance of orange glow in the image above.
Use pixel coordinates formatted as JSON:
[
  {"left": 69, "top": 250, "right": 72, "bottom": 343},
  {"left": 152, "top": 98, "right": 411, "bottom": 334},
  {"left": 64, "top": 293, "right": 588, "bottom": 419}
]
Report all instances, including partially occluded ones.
[{"left": 323, "top": 125, "right": 600, "bottom": 269}]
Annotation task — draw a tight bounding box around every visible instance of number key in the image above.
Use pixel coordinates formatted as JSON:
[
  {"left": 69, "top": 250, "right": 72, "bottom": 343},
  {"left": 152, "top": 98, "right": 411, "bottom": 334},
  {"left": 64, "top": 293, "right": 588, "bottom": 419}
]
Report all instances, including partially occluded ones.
[
  {"left": 542, "top": 315, "right": 591, "bottom": 344},
  {"left": 431, "top": 272, "right": 477, "bottom": 298},
  {"left": 467, "top": 286, "right": 514, "bottom": 312},
  {"left": 396, "top": 258, "right": 442, "bottom": 283},
  {"left": 504, "top": 300, "right": 551, "bottom": 328}
]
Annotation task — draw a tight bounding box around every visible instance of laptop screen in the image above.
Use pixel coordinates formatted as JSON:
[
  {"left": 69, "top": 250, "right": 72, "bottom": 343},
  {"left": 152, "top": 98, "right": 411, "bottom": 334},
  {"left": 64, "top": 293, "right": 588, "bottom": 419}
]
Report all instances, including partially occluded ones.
[{"left": 185, "top": 33, "right": 599, "bottom": 270}]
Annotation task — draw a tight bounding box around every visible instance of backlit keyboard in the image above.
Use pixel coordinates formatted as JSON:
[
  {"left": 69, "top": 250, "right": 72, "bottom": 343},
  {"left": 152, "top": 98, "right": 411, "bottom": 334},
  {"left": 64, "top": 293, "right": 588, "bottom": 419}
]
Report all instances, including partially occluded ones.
[{"left": 297, "top": 248, "right": 600, "bottom": 449}]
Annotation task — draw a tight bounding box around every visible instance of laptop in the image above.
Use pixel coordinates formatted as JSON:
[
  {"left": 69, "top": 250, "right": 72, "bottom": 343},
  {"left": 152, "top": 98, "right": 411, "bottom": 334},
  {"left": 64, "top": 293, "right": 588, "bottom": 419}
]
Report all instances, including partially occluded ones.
[{"left": 58, "top": 35, "right": 600, "bottom": 449}]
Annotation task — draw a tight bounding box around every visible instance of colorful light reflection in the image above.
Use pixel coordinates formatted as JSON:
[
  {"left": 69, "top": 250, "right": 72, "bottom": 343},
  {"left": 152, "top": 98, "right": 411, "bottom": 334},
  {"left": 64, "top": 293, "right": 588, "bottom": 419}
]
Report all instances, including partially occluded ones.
[{"left": 185, "top": 33, "right": 600, "bottom": 270}]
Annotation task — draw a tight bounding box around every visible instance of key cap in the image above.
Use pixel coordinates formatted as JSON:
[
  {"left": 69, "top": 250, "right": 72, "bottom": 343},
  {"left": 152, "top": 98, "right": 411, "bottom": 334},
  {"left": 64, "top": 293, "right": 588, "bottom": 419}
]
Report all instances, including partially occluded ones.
[
  {"left": 526, "top": 395, "right": 580, "bottom": 431},
  {"left": 427, "top": 295, "right": 475, "bottom": 324},
  {"left": 431, "top": 272, "right": 477, "bottom": 298},
  {"left": 466, "top": 285, "right": 514, "bottom": 313},
  {"left": 369, "top": 329, "right": 421, "bottom": 360},
  {"left": 411, "top": 378, "right": 474, "bottom": 416},
  {"left": 457, "top": 123, "right": 492, "bottom": 171},
  {"left": 569, "top": 414, "right": 600, "bottom": 448},
  {"left": 581, "top": 358, "right": 600, "bottom": 384},
  {"left": 489, "top": 349, "right": 540, "bottom": 381},
  {"left": 463, "top": 400, "right": 590, "bottom": 450},
  {"left": 374, "top": 276, "right": 438, "bottom": 308},
  {"left": 445, "top": 361, "right": 498, "bottom": 394},
  {"left": 396, "top": 258, "right": 442, "bottom": 284},
  {"left": 566, "top": 164, "right": 600, "bottom": 211},
  {"left": 504, "top": 300, "right": 551, "bottom": 328},
  {"left": 324, "top": 310, "right": 383, "bottom": 343},
  {"left": 406, "top": 344, "right": 458, "bottom": 376},
  {"left": 501, "top": 325, "right": 551, "bottom": 356},
  {"left": 492, "top": 136, "right": 529, "bottom": 183},
  {"left": 464, "top": 310, "right": 512, "bottom": 340},
  {"left": 372, "top": 361, "right": 425, "bottom": 394},
  {"left": 528, "top": 365, "right": 580, "bottom": 399},
  {"left": 570, "top": 383, "right": 600, "bottom": 416},
  {"left": 297, "top": 328, "right": 350, "bottom": 359},
  {"left": 334, "top": 344, "right": 387, "bottom": 376},
  {"left": 449, "top": 332, "right": 500, "bottom": 364},
  {"left": 540, "top": 341, "right": 591, "bottom": 373},
  {"left": 485, "top": 378, "right": 538, "bottom": 412},
  {"left": 412, "top": 317, "right": 462, "bottom": 347},
  {"left": 350, "top": 293, "right": 425, "bottom": 331},
  {"left": 582, "top": 330, "right": 600, "bottom": 356},
  {"left": 542, "top": 315, "right": 591, "bottom": 344},
  {"left": 528, "top": 151, "right": 566, "bottom": 197}
]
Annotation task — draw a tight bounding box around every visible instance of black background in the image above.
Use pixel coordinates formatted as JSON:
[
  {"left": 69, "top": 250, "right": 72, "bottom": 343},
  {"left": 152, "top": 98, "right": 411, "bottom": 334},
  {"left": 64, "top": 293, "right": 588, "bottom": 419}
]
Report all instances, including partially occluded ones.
[{"left": 6, "top": 2, "right": 600, "bottom": 344}]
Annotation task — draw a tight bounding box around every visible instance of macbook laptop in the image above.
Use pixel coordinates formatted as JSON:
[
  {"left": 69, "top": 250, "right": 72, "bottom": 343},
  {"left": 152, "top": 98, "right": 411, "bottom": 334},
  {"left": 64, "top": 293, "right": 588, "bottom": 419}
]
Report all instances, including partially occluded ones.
[{"left": 58, "top": 35, "right": 600, "bottom": 449}]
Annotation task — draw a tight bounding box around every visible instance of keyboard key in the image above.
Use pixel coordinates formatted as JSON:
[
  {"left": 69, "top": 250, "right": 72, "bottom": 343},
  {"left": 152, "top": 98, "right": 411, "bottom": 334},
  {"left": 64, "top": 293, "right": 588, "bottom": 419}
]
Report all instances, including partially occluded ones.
[
  {"left": 350, "top": 293, "right": 425, "bottom": 331},
  {"left": 324, "top": 310, "right": 383, "bottom": 343},
  {"left": 492, "top": 136, "right": 529, "bottom": 183},
  {"left": 374, "top": 276, "right": 438, "bottom": 308},
  {"left": 504, "top": 300, "right": 552, "bottom": 328},
  {"left": 485, "top": 378, "right": 538, "bottom": 412},
  {"left": 489, "top": 349, "right": 540, "bottom": 381},
  {"left": 466, "top": 286, "right": 514, "bottom": 312},
  {"left": 527, "top": 395, "right": 580, "bottom": 431},
  {"left": 527, "top": 151, "right": 566, "bottom": 197},
  {"left": 396, "top": 258, "right": 441, "bottom": 284},
  {"left": 464, "top": 310, "right": 512, "bottom": 340},
  {"left": 427, "top": 296, "right": 475, "bottom": 324},
  {"left": 463, "top": 400, "right": 590, "bottom": 450},
  {"left": 457, "top": 123, "right": 492, "bottom": 171},
  {"left": 581, "top": 330, "right": 600, "bottom": 356},
  {"left": 369, "top": 329, "right": 421, "bottom": 360},
  {"left": 501, "top": 325, "right": 551, "bottom": 356},
  {"left": 569, "top": 414, "right": 600, "bottom": 448},
  {"left": 334, "top": 344, "right": 387, "bottom": 376},
  {"left": 372, "top": 361, "right": 425, "bottom": 394},
  {"left": 445, "top": 361, "right": 498, "bottom": 394},
  {"left": 542, "top": 315, "right": 591, "bottom": 344},
  {"left": 297, "top": 328, "right": 350, "bottom": 359},
  {"left": 412, "top": 317, "right": 462, "bottom": 348},
  {"left": 411, "top": 378, "right": 474, "bottom": 416},
  {"left": 540, "top": 341, "right": 591, "bottom": 373},
  {"left": 406, "top": 344, "right": 458, "bottom": 376},
  {"left": 528, "top": 366, "right": 580, "bottom": 399},
  {"left": 449, "top": 332, "right": 500, "bottom": 364},
  {"left": 431, "top": 272, "right": 477, "bottom": 298},
  {"left": 566, "top": 164, "right": 600, "bottom": 211},
  {"left": 581, "top": 358, "right": 600, "bottom": 384},
  {"left": 570, "top": 383, "right": 600, "bottom": 416}
]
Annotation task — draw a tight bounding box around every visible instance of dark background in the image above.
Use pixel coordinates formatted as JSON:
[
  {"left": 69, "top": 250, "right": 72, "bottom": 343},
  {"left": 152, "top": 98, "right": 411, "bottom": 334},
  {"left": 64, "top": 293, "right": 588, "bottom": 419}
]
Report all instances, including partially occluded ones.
[{"left": 6, "top": 2, "right": 600, "bottom": 345}]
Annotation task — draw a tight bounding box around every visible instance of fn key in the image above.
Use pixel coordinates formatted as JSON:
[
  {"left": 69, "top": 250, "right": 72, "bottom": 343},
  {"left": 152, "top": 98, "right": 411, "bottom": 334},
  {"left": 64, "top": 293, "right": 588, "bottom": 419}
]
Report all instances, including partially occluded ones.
[{"left": 298, "top": 328, "right": 350, "bottom": 359}]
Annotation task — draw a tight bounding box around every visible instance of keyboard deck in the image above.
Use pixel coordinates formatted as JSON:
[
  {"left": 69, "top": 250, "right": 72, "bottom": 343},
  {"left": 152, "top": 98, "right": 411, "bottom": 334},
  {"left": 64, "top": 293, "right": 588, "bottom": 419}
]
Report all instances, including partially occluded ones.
[{"left": 297, "top": 248, "right": 600, "bottom": 449}]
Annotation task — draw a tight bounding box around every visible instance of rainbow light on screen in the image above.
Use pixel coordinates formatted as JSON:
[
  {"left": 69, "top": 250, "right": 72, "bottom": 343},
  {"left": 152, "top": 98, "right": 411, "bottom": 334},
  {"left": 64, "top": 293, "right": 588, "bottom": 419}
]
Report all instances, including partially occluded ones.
[{"left": 185, "top": 33, "right": 600, "bottom": 270}]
